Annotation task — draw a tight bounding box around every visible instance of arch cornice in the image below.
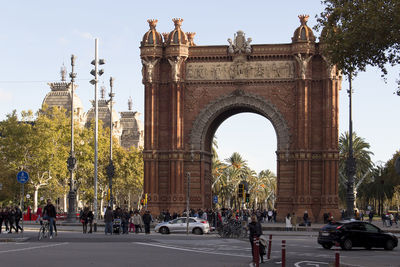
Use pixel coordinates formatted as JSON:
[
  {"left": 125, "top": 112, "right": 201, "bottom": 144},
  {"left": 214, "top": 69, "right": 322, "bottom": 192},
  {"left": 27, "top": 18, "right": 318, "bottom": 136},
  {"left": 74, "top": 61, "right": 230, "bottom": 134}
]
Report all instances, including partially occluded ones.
[{"left": 189, "top": 89, "right": 291, "bottom": 151}]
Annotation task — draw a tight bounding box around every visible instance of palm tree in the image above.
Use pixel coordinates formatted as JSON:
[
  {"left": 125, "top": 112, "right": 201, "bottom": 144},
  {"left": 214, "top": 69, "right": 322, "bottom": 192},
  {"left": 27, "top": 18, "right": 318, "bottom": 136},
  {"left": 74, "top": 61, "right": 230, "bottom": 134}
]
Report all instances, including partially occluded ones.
[{"left": 339, "top": 131, "right": 374, "bottom": 206}]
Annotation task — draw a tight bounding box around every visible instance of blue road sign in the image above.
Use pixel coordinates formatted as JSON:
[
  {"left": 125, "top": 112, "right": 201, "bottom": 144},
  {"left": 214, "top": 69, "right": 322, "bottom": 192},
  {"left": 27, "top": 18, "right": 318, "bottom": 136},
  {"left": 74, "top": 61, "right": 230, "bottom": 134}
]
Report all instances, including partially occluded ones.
[
  {"left": 213, "top": 195, "right": 218, "bottom": 204},
  {"left": 17, "top": 171, "right": 29, "bottom": 184}
]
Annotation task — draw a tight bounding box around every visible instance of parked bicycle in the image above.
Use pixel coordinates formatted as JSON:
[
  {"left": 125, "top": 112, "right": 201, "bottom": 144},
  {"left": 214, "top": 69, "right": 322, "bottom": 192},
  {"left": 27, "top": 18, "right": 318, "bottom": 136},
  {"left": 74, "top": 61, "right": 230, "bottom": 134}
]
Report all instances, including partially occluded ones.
[{"left": 217, "top": 219, "right": 248, "bottom": 239}]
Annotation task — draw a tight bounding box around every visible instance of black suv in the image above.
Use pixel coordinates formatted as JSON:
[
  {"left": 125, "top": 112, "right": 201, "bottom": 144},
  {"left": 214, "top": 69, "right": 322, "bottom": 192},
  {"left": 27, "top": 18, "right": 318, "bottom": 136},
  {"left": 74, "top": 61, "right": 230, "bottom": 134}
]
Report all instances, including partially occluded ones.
[{"left": 318, "top": 220, "right": 398, "bottom": 250}]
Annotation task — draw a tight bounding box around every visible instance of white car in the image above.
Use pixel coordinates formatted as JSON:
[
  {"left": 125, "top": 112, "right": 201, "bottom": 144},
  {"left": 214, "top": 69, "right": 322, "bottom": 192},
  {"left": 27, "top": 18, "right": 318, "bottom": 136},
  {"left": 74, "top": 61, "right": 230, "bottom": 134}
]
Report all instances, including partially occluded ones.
[{"left": 155, "top": 217, "right": 210, "bottom": 235}]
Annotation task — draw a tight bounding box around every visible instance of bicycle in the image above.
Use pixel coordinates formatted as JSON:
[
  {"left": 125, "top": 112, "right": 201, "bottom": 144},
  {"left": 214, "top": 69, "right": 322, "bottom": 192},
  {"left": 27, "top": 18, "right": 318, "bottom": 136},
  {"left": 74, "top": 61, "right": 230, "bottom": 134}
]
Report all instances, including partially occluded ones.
[{"left": 38, "top": 220, "right": 50, "bottom": 240}]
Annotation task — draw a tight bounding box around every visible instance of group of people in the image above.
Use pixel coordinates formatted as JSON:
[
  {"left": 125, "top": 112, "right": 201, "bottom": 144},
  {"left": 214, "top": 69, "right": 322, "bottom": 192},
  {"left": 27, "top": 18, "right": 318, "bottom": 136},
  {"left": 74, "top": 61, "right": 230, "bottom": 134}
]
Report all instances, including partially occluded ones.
[
  {"left": 0, "top": 206, "right": 23, "bottom": 234},
  {"left": 103, "top": 207, "right": 153, "bottom": 235}
]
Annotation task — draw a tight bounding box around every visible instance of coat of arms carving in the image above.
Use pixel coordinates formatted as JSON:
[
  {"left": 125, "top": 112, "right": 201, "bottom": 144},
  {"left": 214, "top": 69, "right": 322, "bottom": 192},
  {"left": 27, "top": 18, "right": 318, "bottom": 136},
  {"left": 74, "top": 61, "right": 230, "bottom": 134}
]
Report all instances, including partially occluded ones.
[{"left": 227, "top": 30, "right": 252, "bottom": 54}]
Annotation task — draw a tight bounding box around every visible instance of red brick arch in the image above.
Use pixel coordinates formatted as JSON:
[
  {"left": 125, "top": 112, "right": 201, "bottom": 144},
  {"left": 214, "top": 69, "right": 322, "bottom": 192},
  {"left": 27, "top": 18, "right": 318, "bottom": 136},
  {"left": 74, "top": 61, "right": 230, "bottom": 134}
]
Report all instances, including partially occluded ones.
[{"left": 140, "top": 19, "right": 341, "bottom": 222}]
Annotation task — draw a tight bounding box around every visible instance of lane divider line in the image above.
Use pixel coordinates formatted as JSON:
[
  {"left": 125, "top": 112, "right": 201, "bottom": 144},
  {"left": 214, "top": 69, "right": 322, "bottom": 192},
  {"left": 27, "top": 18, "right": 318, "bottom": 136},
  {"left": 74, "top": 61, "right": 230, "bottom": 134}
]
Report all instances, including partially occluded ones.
[
  {"left": 0, "top": 242, "right": 69, "bottom": 254},
  {"left": 133, "top": 242, "right": 251, "bottom": 258}
]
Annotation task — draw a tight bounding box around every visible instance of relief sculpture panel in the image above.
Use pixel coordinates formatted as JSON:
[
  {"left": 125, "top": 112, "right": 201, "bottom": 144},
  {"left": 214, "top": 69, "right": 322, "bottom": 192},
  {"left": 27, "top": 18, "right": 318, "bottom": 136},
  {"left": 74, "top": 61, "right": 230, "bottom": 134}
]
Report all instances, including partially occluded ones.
[{"left": 185, "top": 61, "right": 295, "bottom": 81}]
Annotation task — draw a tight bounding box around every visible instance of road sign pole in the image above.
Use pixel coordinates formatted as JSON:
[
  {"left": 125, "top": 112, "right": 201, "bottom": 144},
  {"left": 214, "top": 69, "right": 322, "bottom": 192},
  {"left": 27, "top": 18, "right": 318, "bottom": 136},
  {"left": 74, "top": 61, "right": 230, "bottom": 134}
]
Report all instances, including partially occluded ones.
[{"left": 21, "top": 183, "right": 24, "bottom": 238}]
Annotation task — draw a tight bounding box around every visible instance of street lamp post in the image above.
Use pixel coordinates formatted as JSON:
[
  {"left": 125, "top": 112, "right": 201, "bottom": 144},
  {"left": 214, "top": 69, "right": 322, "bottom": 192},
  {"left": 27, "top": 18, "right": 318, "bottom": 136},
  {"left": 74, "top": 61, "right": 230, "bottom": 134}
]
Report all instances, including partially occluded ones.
[
  {"left": 106, "top": 77, "right": 115, "bottom": 208},
  {"left": 186, "top": 148, "right": 194, "bottom": 235},
  {"left": 66, "top": 54, "right": 77, "bottom": 222},
  {"left": 90, "top": 38, "right": 105, "bottom": 229},
  {"left": 345, "top": 73, "right": 356, "bottom": 219}
]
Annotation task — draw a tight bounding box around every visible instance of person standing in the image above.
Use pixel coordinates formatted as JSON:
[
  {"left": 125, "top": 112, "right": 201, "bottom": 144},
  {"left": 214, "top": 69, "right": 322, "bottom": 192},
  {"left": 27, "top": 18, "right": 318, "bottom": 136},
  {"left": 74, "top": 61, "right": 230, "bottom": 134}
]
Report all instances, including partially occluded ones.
[
  {"left": 0, "top": 208, "right": 4, "bottom": 234},
  {"left": 248, "top": 215, "right": 263, "bottom": 264},
  {"left": 42, "top": 199, "right": 57, "bottom": 238},
  {"left": 104, "top": 206, "right": 113, "bottom": 235},
  {"left": 291, "top": 212, "right": 297, "bottom": 231},
  {"left": 285, "top": 213, "right": 292, "bottom": 231},
  {"left": 133, "top": 211, "right": 143, "bottom": 234},
  {"left": 87, "top": 208, "right": 94, "bottom": 234},
  {"left": 142, "top": 210, "right": 152, "bottom": 234},
  {"left": 80, "top": 207, "right": 89, "bottom": 233},
  {"left": 8, "top": 207, "right": 16, "bottom": 234}
]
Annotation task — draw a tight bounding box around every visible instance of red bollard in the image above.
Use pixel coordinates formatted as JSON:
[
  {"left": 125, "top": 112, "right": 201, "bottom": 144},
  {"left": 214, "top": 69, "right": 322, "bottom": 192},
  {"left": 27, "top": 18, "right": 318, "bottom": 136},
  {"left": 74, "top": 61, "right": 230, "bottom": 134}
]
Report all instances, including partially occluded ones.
[
  {"left": 335, "top": 242, "right": 340, "bottom": 267},
  {"left": 281, "top": 240, "right": 286, "bottom": 267},
  {"left": 267, "top": 234, "right": 272, "bottom": 260},
  {"left": 253, "top": 237, "right": 260, "bottom": 267}
]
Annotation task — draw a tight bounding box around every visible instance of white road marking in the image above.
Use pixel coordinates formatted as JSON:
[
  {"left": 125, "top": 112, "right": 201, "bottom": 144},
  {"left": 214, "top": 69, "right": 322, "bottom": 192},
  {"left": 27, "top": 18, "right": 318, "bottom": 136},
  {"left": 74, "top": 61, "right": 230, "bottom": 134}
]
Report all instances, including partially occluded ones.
[
  {"left": 294, "top": 260, "right": 329, "bottom": 267},
  {"left": 134, "top": 242, "right": 252, "bottom": 258},
  {"left": 0, "top": 242, "right": 68, "bottom": 254}
]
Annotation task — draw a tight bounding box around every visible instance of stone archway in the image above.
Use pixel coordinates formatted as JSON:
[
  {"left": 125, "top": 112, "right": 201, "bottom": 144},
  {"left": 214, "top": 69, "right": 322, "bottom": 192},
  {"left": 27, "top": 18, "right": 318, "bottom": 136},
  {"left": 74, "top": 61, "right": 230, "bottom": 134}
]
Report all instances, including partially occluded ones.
[
  {"left": 189, "top": 89, "right": 290, "bottom": 152},
  {"left": 140, "top": 17, "right": 341, "bottom": 222}
]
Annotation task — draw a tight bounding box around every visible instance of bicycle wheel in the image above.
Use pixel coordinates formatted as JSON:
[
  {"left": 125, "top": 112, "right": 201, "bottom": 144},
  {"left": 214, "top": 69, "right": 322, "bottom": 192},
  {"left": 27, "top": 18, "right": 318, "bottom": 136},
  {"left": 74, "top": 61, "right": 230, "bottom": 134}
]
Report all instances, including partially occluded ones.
[{"left": 38, "top": 226, "right": 45, "bottom": 240}]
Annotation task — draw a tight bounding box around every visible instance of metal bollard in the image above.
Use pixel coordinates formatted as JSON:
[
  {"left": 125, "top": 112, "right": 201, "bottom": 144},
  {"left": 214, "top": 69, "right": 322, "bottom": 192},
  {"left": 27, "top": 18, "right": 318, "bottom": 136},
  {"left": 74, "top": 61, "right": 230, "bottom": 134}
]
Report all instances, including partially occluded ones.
[
  {"left": 335, "top": 242, "right": 340, "bottom": 267},
  {"left": 267, "top": 234, "right": 272, "bottom": 260},
  {"left": 253, "top": 236, "right": 260, "bottom": 267},
  {"left": 282, "top": 240, "right": 286, "bottom": 267}
]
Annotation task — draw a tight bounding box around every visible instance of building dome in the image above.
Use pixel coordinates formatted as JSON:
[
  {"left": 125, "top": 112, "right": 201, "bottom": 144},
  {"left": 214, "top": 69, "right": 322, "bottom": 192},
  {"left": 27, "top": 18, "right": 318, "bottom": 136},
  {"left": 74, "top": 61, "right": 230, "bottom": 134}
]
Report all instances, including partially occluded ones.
[
  {"left": 292, "top": 15, "right": 316, "bottom": 43},
  {"left": 141, "top": 19, "right": 163, "bottom": 46},
  {"left": 165, "top": 18, "right": 188, "bottom": 45}
]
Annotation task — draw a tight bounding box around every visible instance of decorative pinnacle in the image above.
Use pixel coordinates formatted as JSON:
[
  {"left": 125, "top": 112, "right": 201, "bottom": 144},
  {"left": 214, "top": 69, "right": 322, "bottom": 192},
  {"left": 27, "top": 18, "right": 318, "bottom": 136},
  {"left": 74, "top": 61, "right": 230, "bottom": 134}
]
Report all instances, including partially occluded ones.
[
  {"left": 187, "top": 32, "right": 196, "bottom": 46},
  {"left": 60, "top": 63, "right": 67, "bottom": 82},
  {"left": 172, "top": 18, "right": 183, "bottom": 29},
  {"left": 162, "top": 32, "right": 169, "bottom": 42},
  {"left": 298, "top": 15, "right": 309, "bottom": 25},
  {"left": 128, "top": 97, "right": 133, "bottom": 111},
  {"left": 147, "top": 19, "right": 158, "bottom": 30},
  {"left": 100, "top": 84, "right": 106, "bottom": 99}
]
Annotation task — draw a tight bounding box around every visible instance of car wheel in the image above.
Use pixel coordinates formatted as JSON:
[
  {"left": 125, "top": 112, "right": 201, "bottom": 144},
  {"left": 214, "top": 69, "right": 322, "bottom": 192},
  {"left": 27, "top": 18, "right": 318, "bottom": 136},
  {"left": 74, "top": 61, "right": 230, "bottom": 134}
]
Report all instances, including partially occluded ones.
[
  {"left": 384, "top": 240, "right": 395, "bottom": 251},
  {"left": 159, "top": 227, "right": 169, "bottom": 234},
  {"left": 322, "top": 244, "right": 333, "bottom": 249},
  {"left": 193, "top": 228, "right": 203, "bottom": 235},
  {"left": 341, "top": 239, "right": 352, "bottom": 250}
]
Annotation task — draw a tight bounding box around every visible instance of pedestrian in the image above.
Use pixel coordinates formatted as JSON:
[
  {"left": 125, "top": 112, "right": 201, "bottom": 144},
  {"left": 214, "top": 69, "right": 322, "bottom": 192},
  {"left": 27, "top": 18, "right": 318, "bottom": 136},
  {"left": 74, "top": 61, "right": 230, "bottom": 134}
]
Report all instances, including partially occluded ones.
[
  {"left": 104, "top": 206, "right": 113, "bottom": 235},
  {"left": 129, "top": 213, "right": 135, "bottom": 233},
  {"left": 248, "top": 215, "right": 263, "bottom": 264},
  {"left": 303, "top": 210, "right": 310, "bottom": 233},
  {"left": 87, "top": 208, "right": 94, "bottom": 234},
  {"left": 14, "top": 206, "right": 23, "bottom": 233},
  {"left": 80, "top": 207, "right": 89, "bottom": 233},
  {"left": 0, "top": 208, "right": 4, "bottom": 234},
  {"left": 8, "top": 207, "right": 16, "bottom": 234},
  {"left": 133, "top": 211, "right": 143, "bottom": 234},
  {"left": 368, "top": 210, "right": 373, "bottom": 223},
  {"left": 291, "top": 212, "right": 297, "bottom": 231},
  {"left": 142, "top": 210, "right": 152, "bottom": 234},
  {"left": 285, "top": 213, "right": 292, "bottom": 231}
]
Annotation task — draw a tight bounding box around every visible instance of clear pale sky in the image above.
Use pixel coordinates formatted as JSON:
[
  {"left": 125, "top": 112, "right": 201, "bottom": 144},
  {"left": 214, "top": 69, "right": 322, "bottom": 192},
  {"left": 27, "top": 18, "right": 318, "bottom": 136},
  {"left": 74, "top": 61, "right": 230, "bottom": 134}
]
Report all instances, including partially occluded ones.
[{"left": 1, "top": 1, "right": 399, "bottom": 174}]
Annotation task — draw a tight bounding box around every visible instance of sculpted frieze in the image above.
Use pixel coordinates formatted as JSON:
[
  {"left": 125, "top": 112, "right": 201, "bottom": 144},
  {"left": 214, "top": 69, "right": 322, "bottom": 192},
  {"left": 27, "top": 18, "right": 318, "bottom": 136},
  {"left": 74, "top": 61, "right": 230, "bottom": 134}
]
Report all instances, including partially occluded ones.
[{"left": 185, "top": 61, "right": 295, "bottom": 81}]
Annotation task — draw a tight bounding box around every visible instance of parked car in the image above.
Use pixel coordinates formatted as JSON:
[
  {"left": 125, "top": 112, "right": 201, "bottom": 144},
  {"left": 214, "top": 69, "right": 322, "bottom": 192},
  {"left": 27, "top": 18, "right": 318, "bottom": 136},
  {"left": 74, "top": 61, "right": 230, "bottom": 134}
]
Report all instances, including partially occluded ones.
[
  {"left": 318, "top": 220, "right": 398, "bottom": 250},
  {"left": 155, "top": 217, "right": 210, "bottom": 235}
]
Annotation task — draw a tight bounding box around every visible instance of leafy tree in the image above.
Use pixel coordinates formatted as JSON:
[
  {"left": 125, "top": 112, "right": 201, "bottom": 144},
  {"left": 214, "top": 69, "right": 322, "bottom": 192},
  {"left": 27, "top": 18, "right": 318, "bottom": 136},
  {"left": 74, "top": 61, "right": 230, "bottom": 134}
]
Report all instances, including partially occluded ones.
[{"left": 316, "top": 0, "right": 400, "bottom": 94}]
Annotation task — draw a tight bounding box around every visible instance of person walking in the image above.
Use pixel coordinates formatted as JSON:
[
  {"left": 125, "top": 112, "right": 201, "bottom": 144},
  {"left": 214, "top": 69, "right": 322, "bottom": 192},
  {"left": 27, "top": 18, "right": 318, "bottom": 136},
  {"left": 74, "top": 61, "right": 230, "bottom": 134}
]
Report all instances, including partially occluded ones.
[
  {"left": 80, "top": 207, "right": 89, "bottom": 234},
  {"left": 142, "top": 210, "right": 152, "bottom": 234},
  {"left": 87, "top": 208, "right": 94, "bottom": 234},
  {"left": 248, "top": 215, "right": 263, "bottom": 264},
  {"left": 8, "top": 207, "right": 17, "bottom": 234},
  {"left": 0, "top": 208, "right": 5, "bottom": 234},
  {"left": 104, "top": 206, "right": 113, "bottom": 235},
  {"left": 14, "top": 206, "right": 23, "bottom": 233}
]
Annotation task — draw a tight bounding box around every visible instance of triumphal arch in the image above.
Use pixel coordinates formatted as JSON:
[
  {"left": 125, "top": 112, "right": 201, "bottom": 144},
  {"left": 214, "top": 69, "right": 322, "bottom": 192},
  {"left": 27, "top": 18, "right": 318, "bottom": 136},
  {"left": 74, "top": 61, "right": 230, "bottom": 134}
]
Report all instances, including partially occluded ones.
[{"left": 140, "top": 15, "right": 341, "bottom": 221}]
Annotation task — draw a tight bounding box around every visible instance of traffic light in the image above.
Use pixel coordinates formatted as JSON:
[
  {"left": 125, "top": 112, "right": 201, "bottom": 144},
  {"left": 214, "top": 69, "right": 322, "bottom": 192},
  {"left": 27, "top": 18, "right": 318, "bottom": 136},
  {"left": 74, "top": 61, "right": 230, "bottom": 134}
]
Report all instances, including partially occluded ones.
[
  {"left": 238, "top": 184, "right": 244, "bottom": 198},
  {"left": 245, "top": 193, "right": 250, "bottom": 203},
  {"left": 140, "top": 199, "right": 144, "bottom": 206}
]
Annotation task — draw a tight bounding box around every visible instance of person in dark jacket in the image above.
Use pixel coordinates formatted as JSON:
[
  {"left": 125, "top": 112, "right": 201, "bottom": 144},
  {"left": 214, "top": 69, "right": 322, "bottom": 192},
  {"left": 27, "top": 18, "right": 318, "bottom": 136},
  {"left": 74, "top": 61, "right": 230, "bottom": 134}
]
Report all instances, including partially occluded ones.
[
  {"left": 248, "top": 215, "right": 263, "bottom": 263},
  {"left": 87, "top": 209, "right": 94, "bottom": 234},
  {"left": 104, "top": 206, "right": 113, "bottom": 235},
  {"left": 80, "top": 207, "right": 89, "bottom": 233},
  {"left": 142, "top": 210, "right": 152, "bottom": 234},
  {"left": 0, "top": 208, "right": 4, "bottom": 234},
  {"left": 8, "top": 208, "right": 16, "bottom": 234},
  {"left": 42, "top": 199, "right": 57, "bottom": 238},
  {"left": 14, "top": 206, "right": 23, "bottom": 233}
]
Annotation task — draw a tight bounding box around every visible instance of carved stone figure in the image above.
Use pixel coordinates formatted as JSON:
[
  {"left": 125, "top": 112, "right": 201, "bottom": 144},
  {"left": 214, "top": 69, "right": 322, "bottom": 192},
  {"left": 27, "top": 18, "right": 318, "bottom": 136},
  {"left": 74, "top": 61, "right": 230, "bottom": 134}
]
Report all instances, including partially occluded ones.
[
  {"left": 227, "top": 31, "right": 252, "bottom": 54},
  {"left": 322, "top": 55, "right": 336, "bottom": 79},
  {"left": 294, "top": 53, "right": 312, "bottom": 79},
  {"left": 141, "top": 58, "right": 159, "bottom": 83},
  {"left": 168, "top": 56, "right": 181, "bottom": 82}
]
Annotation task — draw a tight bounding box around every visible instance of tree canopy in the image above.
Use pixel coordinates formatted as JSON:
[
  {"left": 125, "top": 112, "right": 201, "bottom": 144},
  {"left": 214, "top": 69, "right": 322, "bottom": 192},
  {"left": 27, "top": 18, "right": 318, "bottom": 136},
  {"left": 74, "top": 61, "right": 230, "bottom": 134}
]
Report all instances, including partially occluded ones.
[{"left": 316, "top": 0, "right": 400, "bottom": 94}]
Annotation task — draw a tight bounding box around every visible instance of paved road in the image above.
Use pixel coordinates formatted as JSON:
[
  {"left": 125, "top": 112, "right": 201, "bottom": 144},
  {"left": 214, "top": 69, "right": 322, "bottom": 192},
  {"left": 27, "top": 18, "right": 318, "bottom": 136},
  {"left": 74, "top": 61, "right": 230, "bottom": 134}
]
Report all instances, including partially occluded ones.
[{"left": 1, "top": 228, "right": 399, "bottom": 267}]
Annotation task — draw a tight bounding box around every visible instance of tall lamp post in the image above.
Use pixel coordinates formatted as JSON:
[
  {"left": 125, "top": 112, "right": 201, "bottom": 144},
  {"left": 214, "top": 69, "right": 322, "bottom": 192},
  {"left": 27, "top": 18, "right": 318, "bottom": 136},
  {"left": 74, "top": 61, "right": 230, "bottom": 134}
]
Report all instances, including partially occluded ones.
[
  {"left": 90, "top": 38, "right": 105, "bottom": 229},
  {"left": 345, "top": 73, "right": 356, "bottom": 219},
  {"left": 66, "top": 54, "right": 77, "bottom": 222},
  {"left": 106, "top": 77, "right": 115, "bottom": 208}
]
